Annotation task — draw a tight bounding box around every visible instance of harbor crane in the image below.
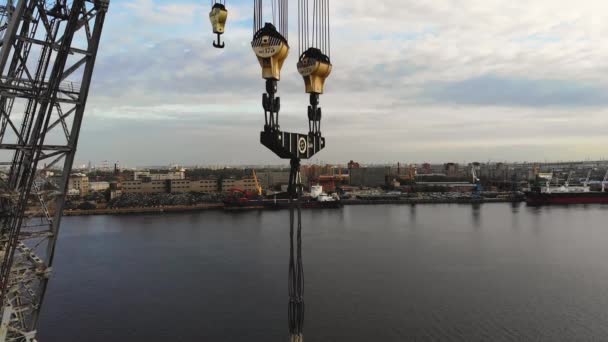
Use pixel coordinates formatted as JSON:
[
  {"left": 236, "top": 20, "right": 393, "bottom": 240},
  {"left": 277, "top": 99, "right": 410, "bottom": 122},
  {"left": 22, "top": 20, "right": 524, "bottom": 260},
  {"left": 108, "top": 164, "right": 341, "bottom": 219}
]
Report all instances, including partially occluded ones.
[
  {"left": 252, "top": 0, "right": 332, "bottom": 340},
  {"left": 0, "top": 0, "right": 332, "bottom": 340},
  {"left": 217, "top": 1, "right": 334, "bottom": 339},
  {"left": 471, "top": 164, "right": 482, "bottom": 195},
  {"left": 0, "top": 0, "right": 109, "bottom": 340}
]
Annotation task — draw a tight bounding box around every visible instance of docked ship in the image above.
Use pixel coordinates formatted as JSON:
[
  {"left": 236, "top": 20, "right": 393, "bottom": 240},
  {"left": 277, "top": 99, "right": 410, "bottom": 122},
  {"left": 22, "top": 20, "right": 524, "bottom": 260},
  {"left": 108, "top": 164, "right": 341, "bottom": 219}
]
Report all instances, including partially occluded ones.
[
  {"left": 223, "top": 185, "right": 342, "bottom": 210},
  {"left": 525, "top": 170, "right": 608, "bottom": 205}
]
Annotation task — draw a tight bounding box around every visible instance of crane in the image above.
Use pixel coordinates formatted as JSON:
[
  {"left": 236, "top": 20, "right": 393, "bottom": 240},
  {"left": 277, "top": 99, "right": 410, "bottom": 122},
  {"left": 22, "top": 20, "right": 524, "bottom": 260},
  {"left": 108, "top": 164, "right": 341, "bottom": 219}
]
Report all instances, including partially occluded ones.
[
  {"left": 252, "top": 1, "right": 331, "bottom": 340},
  {"left": 0, "top": 0, "right": 109, "bottom": 340},
  {"left": 252, "top": 169, "right": 263, "bottom": 196},
  {"left": 564, "top": 170, "right": 574, "bottom": 188},
  {"left": 471, "top": 164, "right": 482, "bottom": 196},
  {"left": 0, "top": 0, "right": 330, "bottom": 340},
  {"left": 583, "top": 169, "right": 592, "bottom": 187}
]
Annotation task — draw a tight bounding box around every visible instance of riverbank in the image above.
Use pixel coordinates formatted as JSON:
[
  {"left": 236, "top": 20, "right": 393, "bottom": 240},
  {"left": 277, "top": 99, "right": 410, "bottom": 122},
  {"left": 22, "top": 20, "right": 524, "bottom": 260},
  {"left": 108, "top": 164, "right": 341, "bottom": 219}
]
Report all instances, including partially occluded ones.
[
  {"left": 342, "top": 197, "right": 521, "bottom": 205},
  {"left": 61, "top": 197, "right": 522, "bottom": 216},
  {"left": 63, "top": 203, "right": 223, "bottom": 216}
]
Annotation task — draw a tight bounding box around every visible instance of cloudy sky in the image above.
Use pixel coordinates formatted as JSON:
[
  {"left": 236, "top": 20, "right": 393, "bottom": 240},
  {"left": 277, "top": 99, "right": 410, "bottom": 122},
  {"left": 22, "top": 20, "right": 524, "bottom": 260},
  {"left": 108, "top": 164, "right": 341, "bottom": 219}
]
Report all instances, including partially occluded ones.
[{"left": 77, "top": 0, "right": 608, "bottom": 167}]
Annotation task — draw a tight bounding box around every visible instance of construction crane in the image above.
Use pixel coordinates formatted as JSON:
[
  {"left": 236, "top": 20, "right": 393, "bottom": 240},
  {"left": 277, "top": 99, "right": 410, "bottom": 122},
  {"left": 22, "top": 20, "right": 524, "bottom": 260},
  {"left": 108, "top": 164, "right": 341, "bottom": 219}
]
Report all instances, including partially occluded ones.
[
  {"left": 252, "top": 169, "right": 263, "bottom": 196},
  {"left": 0, "top": 0, "right": 109, "bottom": 341}
]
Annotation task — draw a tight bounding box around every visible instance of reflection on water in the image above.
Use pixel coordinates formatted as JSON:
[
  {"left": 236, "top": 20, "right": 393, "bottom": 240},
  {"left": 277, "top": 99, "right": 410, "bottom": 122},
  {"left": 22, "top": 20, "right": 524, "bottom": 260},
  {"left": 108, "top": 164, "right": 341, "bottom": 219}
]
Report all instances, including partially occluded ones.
[
  {"left": 409, "top": 204, "right": 416, "bottom": 224},
  {"left": 471, "top": 203, "right": 481, "bottom": 228},
  {"left": 39, "top": 204, "right": 608, "bottom": 342}
]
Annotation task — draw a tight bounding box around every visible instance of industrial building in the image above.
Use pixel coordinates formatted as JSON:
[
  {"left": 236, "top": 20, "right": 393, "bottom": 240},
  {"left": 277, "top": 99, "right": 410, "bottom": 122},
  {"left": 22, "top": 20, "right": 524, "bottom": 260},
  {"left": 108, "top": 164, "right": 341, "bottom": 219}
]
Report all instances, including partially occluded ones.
[
  {"left": 256, "top": 171, "right": 290, "bottom": 190},
  {"left": 221, "top": 177, "right": 259, "bottom": 193},
  {"left": 67, "top": 174, "right": 89, "bottom": 197},
  {"left": 122, "top": 180, "right": 168, "bottom": 194},
  {"left": 89, "top": 181, "right": 110, "bottom": 192},
  {"left": 133, "top": 169, "right": 186, "bottom": 181},
  {"left": 187, "top": 179, "right": 219, "bottom": 193},
  {"left": 349, "top": 167, "right": 389, "bottom": 187}
]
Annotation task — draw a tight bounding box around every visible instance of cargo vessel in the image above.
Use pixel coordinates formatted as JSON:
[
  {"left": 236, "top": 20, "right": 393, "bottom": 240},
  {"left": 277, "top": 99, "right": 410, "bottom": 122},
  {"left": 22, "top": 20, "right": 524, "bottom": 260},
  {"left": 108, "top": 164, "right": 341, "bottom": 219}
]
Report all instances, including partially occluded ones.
[
  {"left": 525, "top": 170, "right": 608, "bottom": 205},
  {"left": 525, "top": 190, "right": 608, "bottom": 205}
]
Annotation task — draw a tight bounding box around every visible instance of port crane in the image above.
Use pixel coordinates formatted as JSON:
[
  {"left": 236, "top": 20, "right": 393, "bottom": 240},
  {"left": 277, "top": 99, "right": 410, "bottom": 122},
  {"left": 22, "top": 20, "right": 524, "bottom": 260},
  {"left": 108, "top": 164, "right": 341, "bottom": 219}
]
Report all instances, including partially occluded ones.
[
  {"left": 0, "top": 0, "right": 109, "bottom": 340},
  {"left": 471, "top": 164, "right": 482, "bottom": 196},
  {"left": 252, "top": 169, "right": 262, "bottom": 196},
  {"left": 0, "top": 0, "right": 331, "bottom": 340},
  {"left": 583, "top": 169, "right": 592, "bottom": 187},
  {"left": 564, "top": 170, "right": 574, "bottom": 188},
  {"left": 252, "top": 0, "right": 331, "bottom": 340}
]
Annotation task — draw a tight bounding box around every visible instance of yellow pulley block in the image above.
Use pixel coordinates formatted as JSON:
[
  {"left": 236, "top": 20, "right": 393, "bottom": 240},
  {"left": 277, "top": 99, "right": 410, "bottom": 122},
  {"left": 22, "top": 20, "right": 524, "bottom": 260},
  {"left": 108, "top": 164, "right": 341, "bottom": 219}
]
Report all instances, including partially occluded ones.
[
  {"left": 209, "top": 4, "right": 228, "bottom": 34},
  {"left": 209, "top": 3, "right": 228, "bottom": 48},
  {"left": 297, "top": 48, "right": 332, "bottom": 94},
  {"left": 252, "top": 23, "right": 289, "bottom": 80}
]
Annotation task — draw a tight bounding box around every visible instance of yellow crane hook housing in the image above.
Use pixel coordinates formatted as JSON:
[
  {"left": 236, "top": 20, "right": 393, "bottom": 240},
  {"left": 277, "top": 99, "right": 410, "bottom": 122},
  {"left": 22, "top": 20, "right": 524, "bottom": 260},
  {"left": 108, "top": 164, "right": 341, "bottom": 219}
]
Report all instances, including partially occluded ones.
[
  {"left": 297, "top": 48, "right": 332, "bottom": 94},
  {"left": 209, "top": 3, "right": 228, "bottom": 48},
  {"left": 252, "top": 23, "right": 289, "bottom": 80}
]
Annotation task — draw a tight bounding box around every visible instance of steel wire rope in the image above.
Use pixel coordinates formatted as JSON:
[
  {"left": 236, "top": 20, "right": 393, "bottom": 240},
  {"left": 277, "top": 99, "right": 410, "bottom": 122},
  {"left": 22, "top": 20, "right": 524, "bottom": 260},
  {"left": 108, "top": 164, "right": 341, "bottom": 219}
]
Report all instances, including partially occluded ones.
[{"left": 288, "top": 162, "right": 305, "bottom": 338}]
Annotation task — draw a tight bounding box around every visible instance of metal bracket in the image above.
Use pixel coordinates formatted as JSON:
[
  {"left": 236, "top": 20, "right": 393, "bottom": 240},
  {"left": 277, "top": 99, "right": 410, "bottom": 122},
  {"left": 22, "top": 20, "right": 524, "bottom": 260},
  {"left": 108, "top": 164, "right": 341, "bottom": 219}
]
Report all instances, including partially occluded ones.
[{"left": 261, "top": 130, "right": 325, "bottom": 160}]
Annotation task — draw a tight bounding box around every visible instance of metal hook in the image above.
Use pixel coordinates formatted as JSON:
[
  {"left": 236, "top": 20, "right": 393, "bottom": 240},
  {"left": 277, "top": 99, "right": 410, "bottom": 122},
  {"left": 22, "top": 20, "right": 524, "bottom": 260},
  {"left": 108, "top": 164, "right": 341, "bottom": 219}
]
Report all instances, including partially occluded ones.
[{"left": 213, "top": 33, "right": 225, "bottom": 49}]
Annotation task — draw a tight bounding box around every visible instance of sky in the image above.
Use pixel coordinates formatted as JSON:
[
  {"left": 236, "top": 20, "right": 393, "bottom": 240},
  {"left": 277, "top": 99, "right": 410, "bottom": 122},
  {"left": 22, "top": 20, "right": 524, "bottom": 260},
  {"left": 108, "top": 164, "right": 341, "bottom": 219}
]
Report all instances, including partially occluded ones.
[{"left": 76, "top": 0, "right": 608, "bottom": 167}]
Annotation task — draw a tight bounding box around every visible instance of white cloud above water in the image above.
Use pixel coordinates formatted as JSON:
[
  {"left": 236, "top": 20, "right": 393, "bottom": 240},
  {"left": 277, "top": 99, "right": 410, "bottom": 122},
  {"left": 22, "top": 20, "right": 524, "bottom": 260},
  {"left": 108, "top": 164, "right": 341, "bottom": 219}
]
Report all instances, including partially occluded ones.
[{"left": 78, "top": 0, "right": 608, "bottom": 166}]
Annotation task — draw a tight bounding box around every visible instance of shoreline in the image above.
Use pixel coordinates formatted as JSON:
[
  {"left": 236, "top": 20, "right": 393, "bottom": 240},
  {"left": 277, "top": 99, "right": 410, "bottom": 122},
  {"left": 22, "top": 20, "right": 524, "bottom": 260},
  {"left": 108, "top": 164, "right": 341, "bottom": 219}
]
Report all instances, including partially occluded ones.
[
  {"left": 61, "top": 198, "right": 522, "bottom": 217},
  {"left": 63, "top": 203, "right": 224, "bottom": 216}
]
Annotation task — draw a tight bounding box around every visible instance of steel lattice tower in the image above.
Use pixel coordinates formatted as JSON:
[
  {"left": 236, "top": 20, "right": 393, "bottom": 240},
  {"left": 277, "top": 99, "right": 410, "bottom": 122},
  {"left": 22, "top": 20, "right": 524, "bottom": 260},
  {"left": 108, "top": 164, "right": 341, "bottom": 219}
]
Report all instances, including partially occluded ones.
[{"left": 0, "top": 0, "right": 108, "bottom": 340}]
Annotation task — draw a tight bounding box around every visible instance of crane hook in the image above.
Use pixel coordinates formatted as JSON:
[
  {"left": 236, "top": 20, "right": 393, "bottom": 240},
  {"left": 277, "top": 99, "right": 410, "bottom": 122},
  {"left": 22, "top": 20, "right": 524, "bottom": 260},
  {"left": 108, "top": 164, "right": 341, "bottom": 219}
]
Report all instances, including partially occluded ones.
[{"left": 213, "top": 33, "right": 225, "bottom": 49}]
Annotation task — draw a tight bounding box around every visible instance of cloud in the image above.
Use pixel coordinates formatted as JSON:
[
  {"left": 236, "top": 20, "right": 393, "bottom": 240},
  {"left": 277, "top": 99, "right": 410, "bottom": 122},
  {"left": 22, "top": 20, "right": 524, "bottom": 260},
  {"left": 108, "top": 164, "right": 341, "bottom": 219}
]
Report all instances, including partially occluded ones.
[
  {"left": 427, "top": 75, "right": 608, "bottom": 107},
  {"left": 73, "top": 0, "right": 608, "bottom": 166}
]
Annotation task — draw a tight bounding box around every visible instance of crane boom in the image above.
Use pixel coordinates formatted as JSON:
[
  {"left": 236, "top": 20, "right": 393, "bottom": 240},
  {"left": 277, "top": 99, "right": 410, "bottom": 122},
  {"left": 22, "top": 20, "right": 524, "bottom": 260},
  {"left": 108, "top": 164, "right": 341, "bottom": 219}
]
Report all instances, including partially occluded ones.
[{"left": 0, "top": 1, "right": 109, "bottom": 340}]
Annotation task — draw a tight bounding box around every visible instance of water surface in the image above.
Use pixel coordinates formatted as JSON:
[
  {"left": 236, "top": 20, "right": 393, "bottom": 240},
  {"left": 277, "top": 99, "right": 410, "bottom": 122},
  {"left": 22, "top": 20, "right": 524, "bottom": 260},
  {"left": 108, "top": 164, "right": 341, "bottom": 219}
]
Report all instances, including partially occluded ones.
[{"left": 38, "top": 204, "right": 608, "bottom": 341}]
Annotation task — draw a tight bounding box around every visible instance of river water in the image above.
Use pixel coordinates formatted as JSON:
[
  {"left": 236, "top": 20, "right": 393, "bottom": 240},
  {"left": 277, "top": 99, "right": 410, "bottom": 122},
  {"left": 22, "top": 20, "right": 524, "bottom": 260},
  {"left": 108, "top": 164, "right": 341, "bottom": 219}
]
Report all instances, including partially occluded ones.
[{"left": 37, "top": 203, "right": 608, "bottom": 341}]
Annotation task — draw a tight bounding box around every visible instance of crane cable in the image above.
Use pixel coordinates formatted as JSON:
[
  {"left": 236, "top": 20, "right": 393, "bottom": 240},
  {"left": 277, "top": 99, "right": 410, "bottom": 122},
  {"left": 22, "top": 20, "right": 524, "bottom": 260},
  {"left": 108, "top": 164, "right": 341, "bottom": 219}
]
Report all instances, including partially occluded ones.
[
  {"left": 287, "top": 159, "right": 304, "bottom": 340},
  {"left": 298, "top": 0, "right": 331, "bottom": 58},
  {"left": 254, "top": 0, "right": 287, "bottom": 38},
  {"left": 297, "top": 0, "right": 332, "bottom": 138}
]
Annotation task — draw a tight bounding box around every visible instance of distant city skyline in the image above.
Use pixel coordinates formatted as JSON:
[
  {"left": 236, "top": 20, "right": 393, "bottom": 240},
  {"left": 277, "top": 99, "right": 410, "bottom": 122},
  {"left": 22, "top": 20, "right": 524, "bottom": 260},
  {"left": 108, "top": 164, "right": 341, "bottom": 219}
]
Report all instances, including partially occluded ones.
[
  {"left": 73, "top": 158, "right": 608, "bottom": 171},
  {"left": 77, "top": 0, "right": 608, "bottom": 165}
]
